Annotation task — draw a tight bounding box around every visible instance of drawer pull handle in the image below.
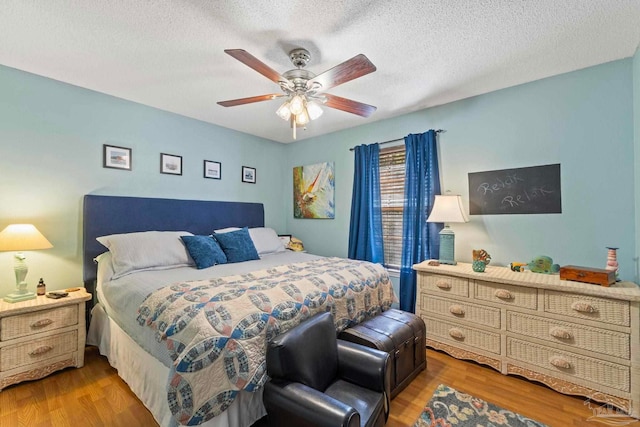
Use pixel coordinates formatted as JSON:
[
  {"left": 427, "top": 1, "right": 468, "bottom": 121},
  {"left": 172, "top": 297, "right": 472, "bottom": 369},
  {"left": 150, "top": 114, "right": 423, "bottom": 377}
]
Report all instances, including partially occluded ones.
[
  {"left": 449, "top": 305, "right": 465, "bottom": 316},
  {"left": 494, "top": 289, "right": 513, "bottom": 300},
  {"left": 448, "top": 328, "right": 464, "bottom": 339},
  {"left": 29, "top": 345, "right": 53, "bottom": 356},
  {"left": 30, "top": 318, "right": 53, "bottom": 328},
  {"left": 549, "top": 327, "right": 573, "bottom": 340},
  {"left": 436, "top": 281, "right": 452, "bottom": 290},
  {"left": 571, "top": 301, "right": 598, "bottom": 313},
  {"left": 549, "top": 356, "right": 572, "bottom": 369}
]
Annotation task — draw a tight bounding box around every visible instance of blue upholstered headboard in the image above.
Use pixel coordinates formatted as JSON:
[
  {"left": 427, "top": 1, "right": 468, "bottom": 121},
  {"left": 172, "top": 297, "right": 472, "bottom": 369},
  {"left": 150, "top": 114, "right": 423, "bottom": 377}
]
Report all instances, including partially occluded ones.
[{"left": 82, "top": 195, "right": 265, "bottom": 289}]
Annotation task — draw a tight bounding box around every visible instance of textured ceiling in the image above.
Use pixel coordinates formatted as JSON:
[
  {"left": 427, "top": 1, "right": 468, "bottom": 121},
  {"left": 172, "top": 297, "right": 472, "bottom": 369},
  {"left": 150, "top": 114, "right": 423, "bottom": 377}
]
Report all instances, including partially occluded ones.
[{"left": 1, "top": 1, "right": 639, "bottom": 143}]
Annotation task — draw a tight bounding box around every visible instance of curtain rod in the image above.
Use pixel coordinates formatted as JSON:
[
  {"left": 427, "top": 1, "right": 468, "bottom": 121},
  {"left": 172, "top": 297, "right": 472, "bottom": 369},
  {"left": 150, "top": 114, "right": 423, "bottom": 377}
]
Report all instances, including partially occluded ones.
[{"left": 349, "top": 129, "right": 445, "bottom": 151}]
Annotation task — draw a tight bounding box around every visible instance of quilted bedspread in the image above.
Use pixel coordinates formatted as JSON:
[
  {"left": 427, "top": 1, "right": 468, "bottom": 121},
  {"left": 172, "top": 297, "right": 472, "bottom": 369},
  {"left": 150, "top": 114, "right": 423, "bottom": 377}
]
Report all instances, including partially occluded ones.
[{"left": 136, "top": 257, "right": 394, "bottom": 425}]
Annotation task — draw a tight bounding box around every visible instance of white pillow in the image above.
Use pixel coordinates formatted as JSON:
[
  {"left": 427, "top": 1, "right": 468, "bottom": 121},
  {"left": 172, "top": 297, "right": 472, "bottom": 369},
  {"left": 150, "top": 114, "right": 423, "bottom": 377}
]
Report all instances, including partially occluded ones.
[
  {"left": 96, "top": 231, "right": 194, "bottom": 279},
  {"left": 94, "top": 252, "right": 116, "bottom": 284},
  {"left": 213, "top": 227, "right": 241, "bottom": 234},
  {"left": 248, "top": 227, "right": 286, "bottom": 255}
]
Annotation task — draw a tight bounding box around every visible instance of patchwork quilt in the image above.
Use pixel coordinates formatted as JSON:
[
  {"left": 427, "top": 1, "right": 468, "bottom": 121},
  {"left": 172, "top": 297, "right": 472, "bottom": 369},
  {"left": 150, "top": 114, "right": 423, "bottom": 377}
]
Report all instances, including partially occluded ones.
[{"left": 137, "top": 257, "right": 394, "bottom": 425}]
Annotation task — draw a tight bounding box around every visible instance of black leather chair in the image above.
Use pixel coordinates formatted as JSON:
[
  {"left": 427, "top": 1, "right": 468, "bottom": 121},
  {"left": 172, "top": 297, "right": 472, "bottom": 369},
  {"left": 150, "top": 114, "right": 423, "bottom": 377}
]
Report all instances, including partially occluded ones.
[{"left": 263, "top": 312, "right": 390, "bottom": 427}]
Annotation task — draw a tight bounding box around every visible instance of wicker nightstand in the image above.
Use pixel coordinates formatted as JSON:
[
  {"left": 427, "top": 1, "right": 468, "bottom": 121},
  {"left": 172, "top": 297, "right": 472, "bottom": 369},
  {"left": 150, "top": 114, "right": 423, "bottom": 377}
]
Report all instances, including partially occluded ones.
[{"left": 0, "top": 288, "right": 91, "bottom": 390}]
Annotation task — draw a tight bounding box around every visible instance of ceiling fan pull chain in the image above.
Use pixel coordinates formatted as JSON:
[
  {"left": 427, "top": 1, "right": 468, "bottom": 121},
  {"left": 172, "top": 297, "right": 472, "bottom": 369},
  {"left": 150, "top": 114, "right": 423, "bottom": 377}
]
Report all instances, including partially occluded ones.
[{"left": 291, "top": 116, "right": 297, "bottom": 140}]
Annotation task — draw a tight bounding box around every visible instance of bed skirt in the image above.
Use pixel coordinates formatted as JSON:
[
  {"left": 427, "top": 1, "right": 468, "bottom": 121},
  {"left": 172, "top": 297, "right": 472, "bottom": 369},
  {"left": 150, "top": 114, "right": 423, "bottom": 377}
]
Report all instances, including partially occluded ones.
[{"left": 86, "top": 303, "right": 266, "bottom": 427}]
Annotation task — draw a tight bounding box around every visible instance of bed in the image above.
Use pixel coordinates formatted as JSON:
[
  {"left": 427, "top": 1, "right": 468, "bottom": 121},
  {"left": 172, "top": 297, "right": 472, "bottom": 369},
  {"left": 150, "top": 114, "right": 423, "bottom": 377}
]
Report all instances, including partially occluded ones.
[{"left": 83, "top": 195, "right": 394, "bottom": 427}]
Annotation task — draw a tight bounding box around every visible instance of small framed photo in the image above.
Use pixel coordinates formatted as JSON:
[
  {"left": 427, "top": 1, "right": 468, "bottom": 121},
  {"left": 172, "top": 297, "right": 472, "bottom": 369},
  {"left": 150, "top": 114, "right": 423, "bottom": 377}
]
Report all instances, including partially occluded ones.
[
  {"left": 204, "top": 160, "right": 221, "bottom": 180},
  {"left": 161, "top": 153, "right": 182, "bottom": 175},
  {"left": 103, "top": 144, "right": 131, "bottom": 170},
  {"left": 242, "top": 166, "right": 256, "bottom": 184},
  {"left": 278, "top": 234, "right": 292, "bottom": 247}
]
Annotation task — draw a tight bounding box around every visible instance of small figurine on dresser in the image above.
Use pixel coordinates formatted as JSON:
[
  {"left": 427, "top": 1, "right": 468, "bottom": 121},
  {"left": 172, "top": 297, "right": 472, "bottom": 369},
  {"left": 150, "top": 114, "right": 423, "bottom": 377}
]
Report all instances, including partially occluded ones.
[
  {"left": 37, "top": 278, "right": 46, "bottom": 296},
  {"left": 472, "top": 249, "right": 491, "bottom": 272},
  {"left": 509, "top": 262, "right": 527, "bottom": 272},
  {"left": 605, "top": 247, "right": 620, "bottom": 281},
  {"left": 527, "top": 255, "right": 560, "bottom": 274}
]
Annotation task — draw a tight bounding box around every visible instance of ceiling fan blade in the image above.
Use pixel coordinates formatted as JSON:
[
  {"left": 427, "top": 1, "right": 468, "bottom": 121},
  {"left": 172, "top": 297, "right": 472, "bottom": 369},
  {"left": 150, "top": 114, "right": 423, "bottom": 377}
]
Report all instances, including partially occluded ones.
[
  {"left": 217, "top": 94, "right": 284, "bottom": 107},
  {"left": 307, "top": 54, "right": 376, "bottom": 92},
  {"left": 324, "top": 94, "right": 377, "bottom": 117},
  {"left": 224, "top": 49, "right": 288, "bottom": 84}
]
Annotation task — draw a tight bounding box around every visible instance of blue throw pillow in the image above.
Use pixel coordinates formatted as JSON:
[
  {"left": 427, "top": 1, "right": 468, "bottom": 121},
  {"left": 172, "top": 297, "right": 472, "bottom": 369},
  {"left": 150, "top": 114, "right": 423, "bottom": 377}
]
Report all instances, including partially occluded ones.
[
  {"left": 181, "top": 235, "right": 227, "bottom": 269},
  {"left": 213, "top": 227, "right": 260, "bottom": 263}
]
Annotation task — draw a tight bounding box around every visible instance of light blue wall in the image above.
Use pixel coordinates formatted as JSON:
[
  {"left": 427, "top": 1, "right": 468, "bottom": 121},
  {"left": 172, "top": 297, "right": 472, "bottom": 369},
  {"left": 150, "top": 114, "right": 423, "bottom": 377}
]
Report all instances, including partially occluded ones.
[
  {"left": 0, "top": 65, "right": 286, "bottom": 294},
  {"left": 634, "top": 47, "right": 640, "bottom": 283},
  {"left": 286, "top": 59, "right": 637, "bottom": 281},
  {"left": 1, "top": 57, "right": 637, "bottom": 297}
]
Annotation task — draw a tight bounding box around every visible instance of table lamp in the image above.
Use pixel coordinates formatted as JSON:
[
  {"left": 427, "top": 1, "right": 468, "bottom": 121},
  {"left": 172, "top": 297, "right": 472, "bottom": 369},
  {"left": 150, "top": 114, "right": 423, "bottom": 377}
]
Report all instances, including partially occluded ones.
[
  {"left": 0, "top": 224, "right": 53, "bottom": 303},
  {"left": 427, "top": 194, "right": 469, "bottom": 265}
]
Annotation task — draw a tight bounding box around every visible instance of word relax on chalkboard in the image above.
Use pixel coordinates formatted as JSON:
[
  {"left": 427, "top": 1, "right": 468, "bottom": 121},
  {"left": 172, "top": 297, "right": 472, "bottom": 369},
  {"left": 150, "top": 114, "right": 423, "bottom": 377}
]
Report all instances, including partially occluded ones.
[
  {"left": 468, "top": 164, "right": 562, "bottom": 215},
  {"left": 477, "top": 175, "right": 554, "bottom": 206}
]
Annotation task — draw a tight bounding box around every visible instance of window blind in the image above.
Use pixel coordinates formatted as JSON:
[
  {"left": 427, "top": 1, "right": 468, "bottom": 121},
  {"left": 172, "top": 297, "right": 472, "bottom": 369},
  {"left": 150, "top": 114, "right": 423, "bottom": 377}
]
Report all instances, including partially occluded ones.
[{"left": 379, "top": 145, "right": 406, "bottom": 270}]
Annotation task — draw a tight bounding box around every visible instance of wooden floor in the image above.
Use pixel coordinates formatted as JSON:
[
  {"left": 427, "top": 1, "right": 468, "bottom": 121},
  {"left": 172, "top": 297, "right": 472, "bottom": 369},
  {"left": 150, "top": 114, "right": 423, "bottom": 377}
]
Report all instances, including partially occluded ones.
[{"left": 1, "top": 346, "right": 638, "bottom": 426}]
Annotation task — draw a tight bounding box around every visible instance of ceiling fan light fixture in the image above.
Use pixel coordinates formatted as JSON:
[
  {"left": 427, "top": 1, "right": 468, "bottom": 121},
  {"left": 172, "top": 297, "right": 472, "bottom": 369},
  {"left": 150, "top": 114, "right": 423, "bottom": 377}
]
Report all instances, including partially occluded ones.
[
  {"left": 289, "top": 95, "right": 305, "bottom": 115},
  {"left": 295, "top": 108, "right": 310, "bottom": 126},
  {"left": 218, "top": 48, "right": 377, "bottom": 141},
  {"left": 306, "top": 101, "right": 323, "bottom": 120},
  {"left": 276, "top": 102, "right": 291, "bottom": 121}
]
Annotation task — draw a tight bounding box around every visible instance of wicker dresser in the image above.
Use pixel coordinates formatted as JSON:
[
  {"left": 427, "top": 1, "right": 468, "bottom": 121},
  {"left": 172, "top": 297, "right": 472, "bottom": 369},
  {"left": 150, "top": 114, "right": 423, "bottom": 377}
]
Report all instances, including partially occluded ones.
[
  {"left": 413, "top": 261, "right": 640, "bottom": 416},
  {"left": 0, "top": 289, "right": 91, "bottom": 390}
]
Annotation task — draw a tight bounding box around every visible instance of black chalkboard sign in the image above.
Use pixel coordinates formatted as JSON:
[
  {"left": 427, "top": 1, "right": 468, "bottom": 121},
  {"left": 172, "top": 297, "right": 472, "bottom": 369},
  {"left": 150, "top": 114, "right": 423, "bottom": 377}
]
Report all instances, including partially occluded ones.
[{"left": 468, "top": 164, "right": 561, "bottom": 215}]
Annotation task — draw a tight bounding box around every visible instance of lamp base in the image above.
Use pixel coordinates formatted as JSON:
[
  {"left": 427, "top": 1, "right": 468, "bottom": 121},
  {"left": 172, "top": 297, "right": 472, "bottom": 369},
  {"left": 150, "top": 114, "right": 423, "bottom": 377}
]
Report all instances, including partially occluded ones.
[
  {"left": 4, "top": 290, "right": 37, "bottom": 303},
  {"left": 438, "top": 226, "right": 457, "bottom": 265}
]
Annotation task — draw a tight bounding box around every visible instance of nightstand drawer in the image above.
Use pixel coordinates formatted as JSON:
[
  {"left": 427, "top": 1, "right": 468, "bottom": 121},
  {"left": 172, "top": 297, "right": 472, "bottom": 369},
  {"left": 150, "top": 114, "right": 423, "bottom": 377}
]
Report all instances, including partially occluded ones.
[
  {"left": 1, "top": 330, "right": 78, "bottom": 371},
  {"left": 0, "top": 305, "right": 78, "bottom": 341}
]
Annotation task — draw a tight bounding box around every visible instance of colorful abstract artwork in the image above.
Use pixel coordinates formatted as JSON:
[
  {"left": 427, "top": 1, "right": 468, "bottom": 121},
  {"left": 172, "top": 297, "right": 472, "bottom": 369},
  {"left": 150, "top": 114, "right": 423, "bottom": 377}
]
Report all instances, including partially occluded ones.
[{"left": 293, "top": 162, "right": 335, "bottom": 219}]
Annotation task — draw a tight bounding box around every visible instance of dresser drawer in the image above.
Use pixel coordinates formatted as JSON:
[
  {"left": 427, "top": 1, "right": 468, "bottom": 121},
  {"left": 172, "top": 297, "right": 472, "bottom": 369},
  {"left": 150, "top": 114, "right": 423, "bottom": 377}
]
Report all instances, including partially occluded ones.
[
  {"left": 423, "top": 316, "right": 500, "bottom": 354},
  {"left": 474, "top": 281, "right": 537, "bottom": 310},
  {"left": 1, "top": 305, "right": 78, "bottom": 341},
  {"left": 544, "top": 290, "right": 630, "bottom": 327},
  {"left": 1, "top": 330, "right": 78, "bottom": 371},
  {"left": 421, "top": 274, "right": 469, "bottom": 297},
  {"left": 506, "top": 311, "right": 630, "bottom": 359},
  {"left": 421, "top": 295, "right": 500, "bottom": 329},
  {"left": 507, "top": 337, "right": 630, "bottom": 392}
]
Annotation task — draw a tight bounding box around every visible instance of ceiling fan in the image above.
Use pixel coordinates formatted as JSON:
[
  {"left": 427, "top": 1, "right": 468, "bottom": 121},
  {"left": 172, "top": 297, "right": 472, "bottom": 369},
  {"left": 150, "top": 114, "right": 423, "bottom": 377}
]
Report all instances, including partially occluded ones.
[{"left": 217, "top": 48, "right": 377, "bottom": 139}]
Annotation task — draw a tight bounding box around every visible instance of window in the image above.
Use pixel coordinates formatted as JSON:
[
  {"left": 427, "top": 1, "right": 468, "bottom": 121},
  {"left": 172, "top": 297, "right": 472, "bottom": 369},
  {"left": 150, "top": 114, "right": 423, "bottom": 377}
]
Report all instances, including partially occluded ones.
[{"left": 379, "top": 144, "right": 405, "bottom": 270}]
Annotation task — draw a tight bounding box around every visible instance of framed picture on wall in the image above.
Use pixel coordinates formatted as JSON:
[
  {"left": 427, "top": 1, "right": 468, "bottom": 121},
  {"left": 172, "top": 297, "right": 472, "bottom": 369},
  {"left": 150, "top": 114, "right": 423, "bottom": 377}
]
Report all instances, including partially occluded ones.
[
  {"left": 203, "top": 160, "right": 221, "bottom": 179},
  {"left": 293, "top": 162, "right": 335, "bottom": 219},
  {"left": 103, "top": 144, "right": 132, "bottom": 170},
  {"left": 242, "top": 166, "right": 256, "bottom": 184},
  {"left": 160, "top": 153, "right": 182, "bottom": 175}
]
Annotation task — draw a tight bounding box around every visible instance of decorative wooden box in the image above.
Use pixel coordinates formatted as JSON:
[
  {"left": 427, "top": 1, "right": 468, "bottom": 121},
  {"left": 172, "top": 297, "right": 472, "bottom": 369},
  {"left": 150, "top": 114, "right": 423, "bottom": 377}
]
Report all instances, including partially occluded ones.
[{"left": 559, "top": 265, "right": 616, "bottom": 287}]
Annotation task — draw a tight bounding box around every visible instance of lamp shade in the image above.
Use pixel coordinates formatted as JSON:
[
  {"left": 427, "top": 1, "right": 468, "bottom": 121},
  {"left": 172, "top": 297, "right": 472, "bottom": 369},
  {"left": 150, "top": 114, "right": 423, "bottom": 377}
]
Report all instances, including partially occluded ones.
[
  {"left": 427, "top": 195, "right": 469, "bottom": 223},
  {"left": 275, "top": 102, "right": 291, "bottom": 121},
  {"left": 0, "top": 224, "right": 53, "bottom": 251},
  {"left": 295, "top": 108, "right": 310, "bottom": 125},
  {"left": 306, "top": 101, "right": 323, "bottom": 120},
  {"left": 289, "top": 95, "right": 305, "bottom": 115}
]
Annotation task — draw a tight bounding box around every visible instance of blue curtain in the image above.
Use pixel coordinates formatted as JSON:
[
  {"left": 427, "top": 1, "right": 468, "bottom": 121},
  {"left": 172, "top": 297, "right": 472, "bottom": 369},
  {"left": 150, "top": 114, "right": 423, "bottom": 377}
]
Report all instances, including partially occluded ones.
[
  {"left": 348, "top": 143, "right": 384, "bottom": 263},
  {"left": 399, "top": 130, "right": 442, "bottom": 312}
]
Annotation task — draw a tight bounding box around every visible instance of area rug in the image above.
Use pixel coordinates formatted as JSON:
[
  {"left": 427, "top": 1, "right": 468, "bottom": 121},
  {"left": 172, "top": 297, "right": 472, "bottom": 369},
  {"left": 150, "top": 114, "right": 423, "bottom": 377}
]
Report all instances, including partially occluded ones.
[{"left": 413, "top": 384, "right": 548, "bottom": 427}]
